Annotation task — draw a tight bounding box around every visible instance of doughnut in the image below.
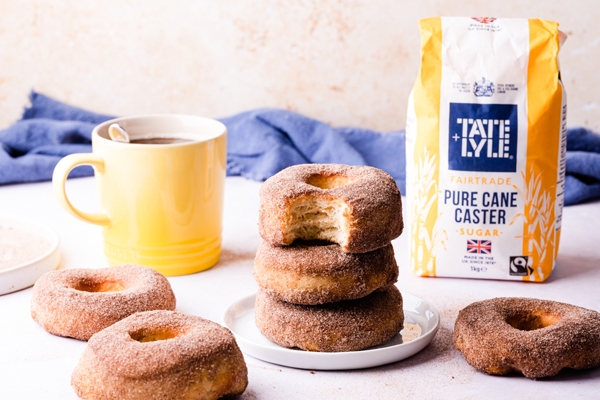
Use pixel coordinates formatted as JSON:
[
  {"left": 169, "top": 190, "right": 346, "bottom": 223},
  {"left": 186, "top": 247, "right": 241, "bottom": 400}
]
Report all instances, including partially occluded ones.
[
  {"left": 31, "top": 264, "right": 176, "bottom": 341},
  {"left": 255, "top": 285, "right": 404, "bottom": 352},
  {"left": 258, "top": 164, "right": 403, "bottom": 253},
  {"left": 71, "top": 310, "right": 248, "bottom": 400},
  {"left": 254, "top": 240, "right": 399, "bottom": 305},
  {"left": 453, "top": 297, "right": 600, "bottom": 379}
]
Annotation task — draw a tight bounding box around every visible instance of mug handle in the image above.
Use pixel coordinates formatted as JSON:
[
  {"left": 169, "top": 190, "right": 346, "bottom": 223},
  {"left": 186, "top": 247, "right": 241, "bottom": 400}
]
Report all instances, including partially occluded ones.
[{"left": 52, "top": 153, "right": 111, "bottom": 226}]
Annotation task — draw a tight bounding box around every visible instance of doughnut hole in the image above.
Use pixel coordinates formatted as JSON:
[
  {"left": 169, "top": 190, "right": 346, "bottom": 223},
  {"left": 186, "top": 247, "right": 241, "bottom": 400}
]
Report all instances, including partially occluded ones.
[
  {"left": 73, "top": 279, "right": 125, "bottom": 292},
  {"left": 306, "top": 174, "right": 351, "bottom": 189},
  {"left": 129, "top": 327, "right": 186, "bottom": 343},
  {"left": 505, "top": 311, "right": 561, "bottom": 331},
  {"left": 286, "top": 197, "right": 350, "bottom": 246}
]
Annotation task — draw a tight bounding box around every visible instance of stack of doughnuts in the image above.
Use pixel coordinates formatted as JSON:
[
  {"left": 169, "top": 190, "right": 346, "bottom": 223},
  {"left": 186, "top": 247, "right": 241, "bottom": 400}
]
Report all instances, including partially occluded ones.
[{"left": 254, "top": 164, "right": 405, "bottom": 352}]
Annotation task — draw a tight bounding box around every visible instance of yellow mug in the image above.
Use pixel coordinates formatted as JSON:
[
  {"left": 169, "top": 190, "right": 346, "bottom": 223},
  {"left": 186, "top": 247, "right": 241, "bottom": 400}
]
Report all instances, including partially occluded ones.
[{"left": 52, "top": 114, "right": 227, "bottom": 276}]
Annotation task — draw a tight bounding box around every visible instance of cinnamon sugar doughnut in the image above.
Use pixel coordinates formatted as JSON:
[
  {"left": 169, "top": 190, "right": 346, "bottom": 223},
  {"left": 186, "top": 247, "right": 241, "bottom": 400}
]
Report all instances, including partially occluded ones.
[
  {"left": 453, "top": 297, "right": 600, "bottom": 379},
  {"left": 255, "top": 285, "right": 404, "bottom": 352},
  {"left": 31, "top": 265, "right": 176, "bottom": 341},
  {"left": 254, "top": 240, "right": 399, "bottom": 305},
  {"left": 258, "top": 164, "right": 403, "bottom": 253},
  {"left": 72, "top": 310, "right": 248, "bottom": 400}
]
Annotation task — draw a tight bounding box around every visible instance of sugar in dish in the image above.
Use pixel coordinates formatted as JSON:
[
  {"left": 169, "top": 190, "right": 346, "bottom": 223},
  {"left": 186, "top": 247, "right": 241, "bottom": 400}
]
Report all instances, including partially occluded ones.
[
  {"left": 0, "top": 224, "right": 52, "bottom": 271},
  {"left": 0, "top": 215, "right": 60, "bottom": 295}
]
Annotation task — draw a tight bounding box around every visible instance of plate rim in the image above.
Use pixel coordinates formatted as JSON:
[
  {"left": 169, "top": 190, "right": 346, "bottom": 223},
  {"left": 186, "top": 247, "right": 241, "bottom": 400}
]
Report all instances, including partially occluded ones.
[{"left": 223, "top": 290, "right": 440, "bottom": 370}]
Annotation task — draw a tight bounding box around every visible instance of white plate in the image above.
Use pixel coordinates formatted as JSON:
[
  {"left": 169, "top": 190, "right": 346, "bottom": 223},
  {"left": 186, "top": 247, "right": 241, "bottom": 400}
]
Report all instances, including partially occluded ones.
[
  {"left": 0, "top": 215, "right": 61, "bottom": 295},
  {"left": 223, "top": 291, "right": 440, "bottom": 370}
]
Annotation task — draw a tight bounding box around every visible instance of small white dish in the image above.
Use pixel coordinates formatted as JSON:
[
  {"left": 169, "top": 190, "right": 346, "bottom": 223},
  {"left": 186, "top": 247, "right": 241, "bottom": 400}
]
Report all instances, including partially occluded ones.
[
  {"left": 0, "top": 215, "right": 60, "bottom": 295},
  {"left": 223, "top": 291, "right": 440, "bottom": 370}
]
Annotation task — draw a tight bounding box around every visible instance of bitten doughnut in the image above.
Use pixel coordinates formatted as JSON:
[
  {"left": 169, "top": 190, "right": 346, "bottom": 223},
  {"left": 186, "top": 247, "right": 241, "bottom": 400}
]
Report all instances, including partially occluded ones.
[
  {"left": 453, "top": 297, "right": 600, "bottom": 379},
  {"left": 254, "top": 240, "right": 399, "bottom": 305},
  {"left": 31, "top": 264, "right": 176, "bottom": 340},
  {"left": 255, "top": 285, "right": 404, "bottom": 352},
  {"left": 72, "top": 310, "right": 248, "bottom": 400},
  {"left": 258, "top": 164, "right": 403, "bottom": 253}
]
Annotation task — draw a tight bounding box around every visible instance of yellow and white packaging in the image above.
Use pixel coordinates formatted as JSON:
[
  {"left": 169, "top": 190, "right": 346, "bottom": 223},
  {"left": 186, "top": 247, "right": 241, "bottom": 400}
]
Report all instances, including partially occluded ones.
[{"left": 406, "top": 17, "right": 566, "bottom": 281}]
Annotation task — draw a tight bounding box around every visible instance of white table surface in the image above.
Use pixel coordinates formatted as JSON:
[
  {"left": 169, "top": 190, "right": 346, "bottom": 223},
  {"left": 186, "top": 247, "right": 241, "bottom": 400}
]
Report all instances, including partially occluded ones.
[{"left": 1, "top": 176, "right": 599, "bottom": 399}]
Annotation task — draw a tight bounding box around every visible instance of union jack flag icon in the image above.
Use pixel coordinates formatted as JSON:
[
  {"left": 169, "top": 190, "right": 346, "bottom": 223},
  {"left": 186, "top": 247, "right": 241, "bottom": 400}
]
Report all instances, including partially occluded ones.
[
  {"left": 472, "top": 17, "right": 496, "bottom": 24},
  {"left": 467, "top": 239, "right": 492, "bottom": 254}
]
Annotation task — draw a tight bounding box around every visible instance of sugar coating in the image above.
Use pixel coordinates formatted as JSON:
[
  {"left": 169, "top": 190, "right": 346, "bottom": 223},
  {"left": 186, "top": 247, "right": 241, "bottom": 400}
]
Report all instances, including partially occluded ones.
[
  {"left": 258, "top": 164, "right": 403, "bottom": 253},
  {"left": 453, "top": 297, "right": 600, "bottom": 379},
  {"left": 255, "top": 285, "right": 404, "bottom": 352},
  {"left": 71, "top": 310, "right": 248, "bottom": 400},
  {"left": 30, "top": 264, "right": 176, "bottom": 341},
  {"left": 254, "top": 240, "right": 398, "bottom": 305}
]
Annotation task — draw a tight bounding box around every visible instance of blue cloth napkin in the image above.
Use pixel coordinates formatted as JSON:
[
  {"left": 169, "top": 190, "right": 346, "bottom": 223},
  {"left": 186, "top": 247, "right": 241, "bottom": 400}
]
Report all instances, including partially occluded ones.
[
  {"left": 564, "top": 127, "right": 600, "bottom": 205},
  {"left": 1, "top": 91, "right": 599, "bottom": 206}
]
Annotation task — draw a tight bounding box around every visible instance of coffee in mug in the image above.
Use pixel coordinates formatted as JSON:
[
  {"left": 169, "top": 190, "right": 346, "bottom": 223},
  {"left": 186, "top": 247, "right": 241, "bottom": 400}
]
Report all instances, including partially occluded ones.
[{"left": 129, "top": 137, "right": 193, "bottom": 145}]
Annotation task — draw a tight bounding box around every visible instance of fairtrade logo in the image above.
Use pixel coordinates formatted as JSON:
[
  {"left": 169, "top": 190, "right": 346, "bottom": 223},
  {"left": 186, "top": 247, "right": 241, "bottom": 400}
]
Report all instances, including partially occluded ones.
[
  {"left": 509, "top": 256, "right": 533, "bottom": 276},
  {"left": 448, "top": 103, "right": 518, "bottom": 172},
  {"left": 473, "top": 77, "right": 494, "bottom": 97}
]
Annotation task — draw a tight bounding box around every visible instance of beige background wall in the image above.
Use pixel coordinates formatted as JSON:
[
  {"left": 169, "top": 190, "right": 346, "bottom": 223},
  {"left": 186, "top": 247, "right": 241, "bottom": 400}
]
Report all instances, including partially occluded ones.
[{"left": 1, "top": 0, "right": 598, "bottom": 132}]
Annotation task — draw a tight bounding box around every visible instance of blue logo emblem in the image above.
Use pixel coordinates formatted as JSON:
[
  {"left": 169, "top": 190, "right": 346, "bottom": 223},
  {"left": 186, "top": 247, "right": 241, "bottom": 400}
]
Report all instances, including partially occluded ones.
[
  {"left": 448, "top": 103, "right": 518, "bottom": 172},
  {"left": 473, "top": 77, "right": 494, "bottom": 97}
]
